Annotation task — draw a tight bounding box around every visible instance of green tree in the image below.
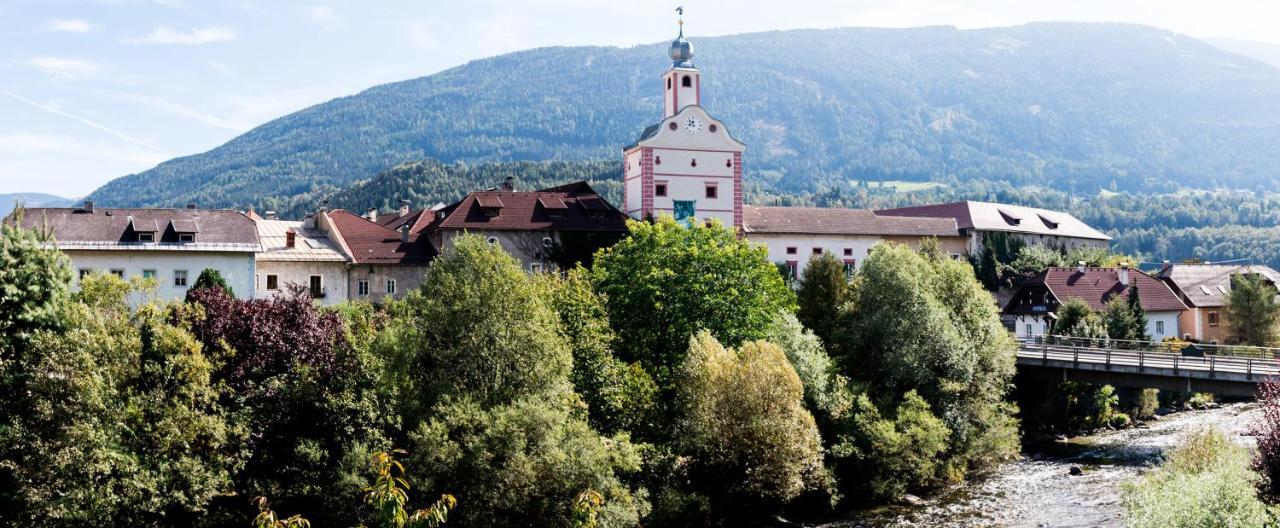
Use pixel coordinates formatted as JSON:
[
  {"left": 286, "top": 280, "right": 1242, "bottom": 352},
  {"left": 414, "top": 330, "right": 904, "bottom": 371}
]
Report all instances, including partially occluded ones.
[
  {"left": 0, "top": 208, "right": 71, "bottom": 352},
  {"left": 591, "top": 218, "right": 795, "bottom": 395},
  {"left": 1054, "top": 298, "right": 1109, "bottom": 340},
  {"left": 797, "top": 252, "right": 847, "bottom": 346},
  {"left": 189, "top": 267, "right": 234, "bottom": 299},
  {"left": 837, "top": 391, "right": 951, "bottom": 500},
  {"left": 1225, "top": 273, "right": 1280, "bottom": 346},
  {"left": 676, "top": 332, "right": 825, "bottom": 518},
  {"left": 398, "top": 234, "right": 572, "bottom": 415},
  {"left": 1128, "top": 284, "right": 1150, "bottom": 341},
  {"left": 1008, "top": 245, "right": 1064, "bottom": 277},
  {"left": 763, "top": 312, "right": 853, "bottom": 429},
  {"left": 835, "top": 243, "right": 1019, "bottom": 481},
  {"left": 546, "top": 269, "right": 657, "bottom": 434},
  {"left": 2, "top": 274, "right": 245, "bottom": 525},
  {"left": 407, "top": 397, "right": 647, "bottom": 528},
  {"left": 1103, "top": 296, "right": 1140, "bottom": 342}
]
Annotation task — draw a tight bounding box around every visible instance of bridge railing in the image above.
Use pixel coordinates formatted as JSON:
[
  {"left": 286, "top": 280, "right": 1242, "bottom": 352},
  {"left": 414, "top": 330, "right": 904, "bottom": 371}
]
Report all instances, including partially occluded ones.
[{"left": 1019, "top": 334, "right": 1280, "bottom": 360}]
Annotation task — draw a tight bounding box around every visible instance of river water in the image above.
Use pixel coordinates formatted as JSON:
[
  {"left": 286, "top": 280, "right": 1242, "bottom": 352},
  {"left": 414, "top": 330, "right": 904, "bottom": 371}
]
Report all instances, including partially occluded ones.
[{"left": 824, "top": 402, "right": 1262, "bottom": 528}]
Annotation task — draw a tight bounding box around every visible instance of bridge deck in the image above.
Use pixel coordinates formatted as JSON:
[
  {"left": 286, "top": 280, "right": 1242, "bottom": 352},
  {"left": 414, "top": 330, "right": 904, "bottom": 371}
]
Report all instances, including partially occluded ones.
[{"left": 1016, "top": 343, "right": 1280, "bottom": 396}]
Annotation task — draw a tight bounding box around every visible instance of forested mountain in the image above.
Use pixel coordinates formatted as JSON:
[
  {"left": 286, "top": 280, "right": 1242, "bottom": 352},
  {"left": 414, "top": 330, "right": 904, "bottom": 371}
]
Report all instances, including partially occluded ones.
[{"left": 90, "top": 23, "right": 1280, "bottom": 212}]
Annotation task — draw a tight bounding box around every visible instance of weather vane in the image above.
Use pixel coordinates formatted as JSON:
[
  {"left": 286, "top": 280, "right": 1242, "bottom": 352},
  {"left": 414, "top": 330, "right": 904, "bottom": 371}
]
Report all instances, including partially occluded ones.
[{"left": 676, "top": 6, "right": 684, "bottom": 34}]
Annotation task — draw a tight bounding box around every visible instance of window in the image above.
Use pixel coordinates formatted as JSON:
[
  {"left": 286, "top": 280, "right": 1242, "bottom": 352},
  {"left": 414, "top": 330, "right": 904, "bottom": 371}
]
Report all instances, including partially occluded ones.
[
  {"left": 711, "top": 124, "right": 719, "bottom": 133},
  {"left": 530, "top": 263, "right": 544, "bottom": 273},
  {"left": 1208, "top": 311, "right": 1220, "bottom": 327},
  {"left": 78, "top": 268, "right": 93, "bottom": 280},
  {"left": 690, "top": 158, "right": 697, "bottom": 167},
  {"left": 138, "top": 232, "right": 154, "bottom": 242},
  {"left": 386, "top": 279, "right": 397, "bottom": 295},
  {"left": 357, "top": 280, "right": 370, "bottom": 296},
  {"left": 843, "top": 260, "right": 856, "bottom": 279},
  {"left": 785, "top": 246, "right": 797, "bottom": 255},
  {"left": 178, "top": 233, "right": 195, "bottom": 243},
  {"left": 705, "top": 184, "right": 717, "bottom": 199},
  {"left": 666, "top": 78, "right": 672, "bottom": 89},
  {"left": 785, "top": 261, "right": 799, "bottom": 280},
  {"left": 844, "top": 248, "right": 853, "bottom": 256},
  {"left": 309, "top": 275, "right": 323, "bottom": 298},
  {"left": 654, "top": 156, "right": 661, "bottom": 165},
  {"left": 109, "top": 269, "right": 124, "bottom": 278},
  {"left": 541, "top": 237, "right": 554, "bottom": 248},
  {"left": 266, "top": 274, "right": 279, "bottom": 291},
  {"left": 1026, "top": 324, "right": 1033, "bottom": 337},
  {"left": 682, "top": 75, "right": 692, "bottom": 87},
  {"left": 812, "top": 248, "right": 823, "bottom": 255},
  {"left": 486, "top": 236, "right": 499, "bottom": 245},
  {"left": 142, "top": 269, "right": 156, "bottom": 279},
  {"left": 655, "top": 183, "right": 668, "bottom": 197},
  {"left": 174, "top": 269, "right": 188, "bottom": 287},
  {"left": 1156, "top": 320, "right": 1165, "bottom": 335}
]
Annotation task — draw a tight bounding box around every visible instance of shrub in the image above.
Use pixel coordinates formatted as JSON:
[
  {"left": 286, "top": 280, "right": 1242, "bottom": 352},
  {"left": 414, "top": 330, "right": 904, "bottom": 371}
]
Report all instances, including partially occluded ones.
[
  {"left": 1122, "top": 428, "right": 1273, "bottom": 528},
  {"left": 834, "top": 391, "right": 950, "bottom": 500},
  {"left": 1254, "top": 380, "right": 1280, "bottom": 496},
  {"left": 796, "top": 252, "right": 847, "bottom": 346}
]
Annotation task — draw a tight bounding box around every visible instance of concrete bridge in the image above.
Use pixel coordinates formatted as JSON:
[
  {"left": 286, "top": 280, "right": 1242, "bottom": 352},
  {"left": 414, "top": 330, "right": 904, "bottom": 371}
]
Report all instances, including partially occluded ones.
[{"left": 1016, "top": 337, "right": 1280, "bottom": 397}]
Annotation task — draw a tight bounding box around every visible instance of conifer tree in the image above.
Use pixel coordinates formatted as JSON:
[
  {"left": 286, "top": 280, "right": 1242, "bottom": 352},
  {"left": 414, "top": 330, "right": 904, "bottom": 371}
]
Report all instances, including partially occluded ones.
[
  {"left": 796, "top": 252, "right": 846, "bottom": 346},
  {"left": 1127, "top": 285, "right": 1150, "bottom": 341},
  {"left": 1225, "top": 273, "right": 1280, "bottom": 346}
]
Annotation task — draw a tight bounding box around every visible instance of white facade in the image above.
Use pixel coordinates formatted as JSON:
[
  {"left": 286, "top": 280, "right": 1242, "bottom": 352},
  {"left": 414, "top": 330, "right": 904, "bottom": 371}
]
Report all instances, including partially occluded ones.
[
  {"left": 66, "top": 249, "right": 255, "bottom": 301},
  {"left": 254, "top": 218, "right": 351, "bottom": 305},
  {"left": 749, "top": 233, "right": 885, "bottom": 280},
  {"left": 1015, "top": 311, "right": 1181, "bottom": 341},
  {"left": 255, "top": 260, "right": 349, "bottom": 306}
]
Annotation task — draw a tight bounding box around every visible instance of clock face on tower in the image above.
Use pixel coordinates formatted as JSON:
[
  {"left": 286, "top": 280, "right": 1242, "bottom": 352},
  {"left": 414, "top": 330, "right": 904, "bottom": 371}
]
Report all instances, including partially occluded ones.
[{"left": 684, "top": 116, "right": 703, "bottom": 134}]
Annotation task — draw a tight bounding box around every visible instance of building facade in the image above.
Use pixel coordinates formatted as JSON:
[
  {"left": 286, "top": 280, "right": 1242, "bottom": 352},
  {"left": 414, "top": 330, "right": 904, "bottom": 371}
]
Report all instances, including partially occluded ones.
[
  {"left": 253, "top": 216, "right": 350, "bottom": 305},
  {"left": 742, "top": 206, "right": 966, "bottom": 280},
  {"left": 1157, "top": 263, "right": 1280, "bottom": 343},
  {"left": 318, "top": 208, "right": 434, "bottom": 303},
  {"left": 623, "top": 24, "right": 745, "bottom": 229},
  {"left": 10, "top": 202, "right": 258, "bottom": 301}
]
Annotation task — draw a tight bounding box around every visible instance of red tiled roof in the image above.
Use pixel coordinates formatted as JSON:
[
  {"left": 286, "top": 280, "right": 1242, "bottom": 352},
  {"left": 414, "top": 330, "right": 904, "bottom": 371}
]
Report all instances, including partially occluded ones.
[
  {"left": 1024, "top": 267, "right": 1187, "bottom": 312},
  {"left": 742, "top": 206, "right": 959, "bottom": 236},
  {"left": 431, "top": 182, "right": 628, "bottom": 232},
  {"left": 326, "top": 209, "right": 436, "bottom": 265}
]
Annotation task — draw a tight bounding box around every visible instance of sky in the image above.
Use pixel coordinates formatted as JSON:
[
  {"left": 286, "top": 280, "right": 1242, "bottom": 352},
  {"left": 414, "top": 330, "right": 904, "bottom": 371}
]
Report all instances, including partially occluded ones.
[{"left": 2, "top": 0, "right": 1279, "bottom": 197}]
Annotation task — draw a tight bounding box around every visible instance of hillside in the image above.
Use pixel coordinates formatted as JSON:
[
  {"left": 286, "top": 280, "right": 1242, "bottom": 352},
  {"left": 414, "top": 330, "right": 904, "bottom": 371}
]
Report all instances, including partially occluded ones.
[
  {"left": 2, "top": 193, "right": 76, "bottom": 218},
  {"left": 89, "top": 23, "right": 1280, "bottom": 211},
  {"left": 1207, "top": 37, "right": 1280, "bottom": 70}
]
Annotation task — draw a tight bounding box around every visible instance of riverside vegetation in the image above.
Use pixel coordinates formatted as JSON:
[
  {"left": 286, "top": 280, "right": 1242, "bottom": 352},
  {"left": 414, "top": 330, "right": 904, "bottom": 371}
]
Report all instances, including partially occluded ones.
[
  {"left": 0, "top": 214, "right": 1020, "bottom": 527},
  {"left": 4, "top": 212, "right": 1280, "bottom": 527}
]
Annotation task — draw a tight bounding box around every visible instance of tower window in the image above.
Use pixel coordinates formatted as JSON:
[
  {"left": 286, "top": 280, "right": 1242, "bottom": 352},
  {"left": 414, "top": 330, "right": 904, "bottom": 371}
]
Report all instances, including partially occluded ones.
[
  {"left": 725, "top": 158, "right": 732, "bottom": 168},
  {"left": 710, "top": 124, "right": 718, "bottom": 133},
  {"left": 682, "top": 75, "right": 692, "bottom": 87},
  {"left": 667, "top": 78, "right": 672, "bottom": 90},
  {"left": 655, "top": 156, "right": 661, "bottom": 165},
  {"left": 655, "top": 183, "right": 668, "bottom": 197},
  {"left": 705, "top": 184, "right": 717, "bottom": 199},
  {"left": 669, "top": 122, "right": 677, "bottom": 131},
  {"left": 690, "top": 159, "right": 697, "bottom": 167}
]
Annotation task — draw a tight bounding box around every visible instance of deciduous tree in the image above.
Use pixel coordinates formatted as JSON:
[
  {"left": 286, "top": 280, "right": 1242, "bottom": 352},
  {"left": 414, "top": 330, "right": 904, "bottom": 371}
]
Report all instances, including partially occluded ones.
[{"left": 1225, "top": 273, "right": 1280, "bottom": 346}]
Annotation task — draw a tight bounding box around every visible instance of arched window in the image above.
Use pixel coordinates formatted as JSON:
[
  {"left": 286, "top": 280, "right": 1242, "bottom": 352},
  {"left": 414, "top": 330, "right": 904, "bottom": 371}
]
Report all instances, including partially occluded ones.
[
  {"left": 655, "top": 156, "right": 662, "bottom": 165},
  {"left": 667, "top": 78, "right": 672, "bottom": 90},
  {"left": 682, "top": 75, "right": 692, "bottom": 88},
  {"left": 690, "top": 158, "right": 697, "bottom": 167}
]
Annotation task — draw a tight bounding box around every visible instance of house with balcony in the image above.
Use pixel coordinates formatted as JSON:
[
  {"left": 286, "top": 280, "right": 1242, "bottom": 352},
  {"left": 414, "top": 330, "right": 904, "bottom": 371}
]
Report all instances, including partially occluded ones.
[
  {"left": 1004, "top": 263, "right": 1187, "bottom": 340},
  {"left": 251, "top": 214, "right": 349, "bottom": 305},
  {"left": 1156, "top": 263, "right": 1280, "bottom": 343}
]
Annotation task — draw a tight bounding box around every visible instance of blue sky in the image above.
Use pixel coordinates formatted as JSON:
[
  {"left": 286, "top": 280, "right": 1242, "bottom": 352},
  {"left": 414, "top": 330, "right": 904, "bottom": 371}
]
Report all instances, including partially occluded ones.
[{"left": 2, "top": 0, "right": 1278, "bottom": 197}]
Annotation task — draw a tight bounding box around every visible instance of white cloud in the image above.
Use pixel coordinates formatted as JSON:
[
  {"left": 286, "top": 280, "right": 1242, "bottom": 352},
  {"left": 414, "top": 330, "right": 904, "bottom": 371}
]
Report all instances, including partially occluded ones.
[
  {"left": 44, "top": 19, "right": 94, "bottom": 33},
  {"left": 94, "top": 90, "right": 247, "bottom": 131},
  {"left": 25, "top": 57, "right": 102, "bottom": 80},
  {"left": 131, "top": 26, "right": 237, "bottom": 45}
]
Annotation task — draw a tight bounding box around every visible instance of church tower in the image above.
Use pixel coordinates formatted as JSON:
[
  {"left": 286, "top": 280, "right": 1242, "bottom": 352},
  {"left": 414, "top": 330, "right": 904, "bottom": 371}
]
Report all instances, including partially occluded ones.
[{"left": 622, "top": 12, "right": 745, "bottom": 230}]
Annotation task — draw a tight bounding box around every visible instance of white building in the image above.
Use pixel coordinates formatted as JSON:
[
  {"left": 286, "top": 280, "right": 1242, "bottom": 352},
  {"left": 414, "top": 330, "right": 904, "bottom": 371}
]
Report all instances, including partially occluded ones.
[
  {"left": 11, "top": 202, "right": 258, "bottom": 301},
  {"left": 253, "top": 216, "right": 349, "bottom": 305},
  {"left": 878, "top": 201, "right": 1111, "bottom": 255},
  {"left": 742, "top": 206, "right": 967, "bottom": 280},
  {"left": 623, "top": 22, "right": 745, "bottom": 229}
]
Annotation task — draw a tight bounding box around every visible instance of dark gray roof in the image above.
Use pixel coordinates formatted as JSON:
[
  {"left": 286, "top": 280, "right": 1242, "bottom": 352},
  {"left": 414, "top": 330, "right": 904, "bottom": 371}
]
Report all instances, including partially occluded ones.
[
  {"left": 1157, "top": 264, "right": 1280, "bottom": 307},
  {"left": 623, "top": 123, "right": 662, "bottom": 151},
  {"left": 8, "top": 205, "right": 258, "bottom": 250}
]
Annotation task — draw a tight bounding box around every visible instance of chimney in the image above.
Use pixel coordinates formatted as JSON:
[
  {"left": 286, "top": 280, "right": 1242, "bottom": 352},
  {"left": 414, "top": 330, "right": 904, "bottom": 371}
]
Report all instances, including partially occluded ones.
[
  {"left": 265, "top": 210, "right": 278, "bottom": 220},
  {"left": 1119, "top": 262, "right": 1131, "bottom": 286},
  {"left": 399, "top": 199, "right": 410, "bottom": 218},
  {"left": 399, "top": 224, "right": 410, "bottom": 243},
  {"left": 319, "top": 199, "right": 329, "bottom": 213},
  {"left": 500, "top": 176, "right": 515, "bottom": 192},
  {"left": 1077, "top": 260, "right": 1086, "bottom": 274},
  {"left": 186, "top": 203, "right": 197, "bottom": 210},
  {"left": 366, "top": 207, "right": 379, "bottom": 222},
  {"left": 82, "top": 200, "right": 95, "bottom": 213},
  {"left": 286, "top": 229, "right": 296, "bottom": 248},
  {"left": 1161, "top": 260, "right": 1171, "bottom": 273},
  {"left": 303, "top": 214, "right": 316, "bottom": 229}
]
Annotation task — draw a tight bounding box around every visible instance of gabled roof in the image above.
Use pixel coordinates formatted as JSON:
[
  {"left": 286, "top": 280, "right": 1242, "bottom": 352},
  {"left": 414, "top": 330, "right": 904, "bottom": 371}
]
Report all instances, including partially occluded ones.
[
  {"left": 1010, "top": 267, "right": 1187, "bottom": 313},
  {"left": 8, "top": 205, "right": 258, "bottom": 251},
  {"left": 430, "top": 181, "right": 628, "bottom": 233},
  {"left": 254, "top": 219, "right": 347, "bottom": 262},
  {"left": 877, "top": 201, "right": 1111, "bottom": 241},
  {"left": 1156, "top": 264, "right": 1280, "bottom": 308},
  {"left": 742, "top": 206, "right": 960, "bottom": 237},
  {"left": 325, "top": 209, "right": 436, "bottom": 265}
]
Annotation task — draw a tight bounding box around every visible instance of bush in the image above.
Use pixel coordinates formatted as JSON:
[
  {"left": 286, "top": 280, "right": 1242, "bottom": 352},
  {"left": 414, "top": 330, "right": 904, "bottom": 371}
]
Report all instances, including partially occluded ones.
[
  {"left": 1254, "top": 380, "right": 1280, "bottom": 497},
  {"left": 406, "top": 396, "right": 647, "bottom": 528},
  {"left": 834, "top": 391, "right": 950, "bottom": 500},
  {"left": 676, "top": 332, "right": 826, "bottom": 517},
  {"left": 1122, "top": 428, "right": 1273, "bottom": 528}
]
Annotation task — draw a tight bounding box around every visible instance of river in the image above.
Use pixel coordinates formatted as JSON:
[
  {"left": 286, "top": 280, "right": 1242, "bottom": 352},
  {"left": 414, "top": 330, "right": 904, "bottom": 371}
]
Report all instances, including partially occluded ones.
[{"left": 824, "top": 402, "right": 1262, "bottom": 528}]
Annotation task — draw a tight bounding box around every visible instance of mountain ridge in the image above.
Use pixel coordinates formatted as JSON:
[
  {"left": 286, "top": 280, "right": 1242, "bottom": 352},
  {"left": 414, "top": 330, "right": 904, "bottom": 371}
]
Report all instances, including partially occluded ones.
[{"left": 87, "top": 22, "right": 1280, "bottom": 212}]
